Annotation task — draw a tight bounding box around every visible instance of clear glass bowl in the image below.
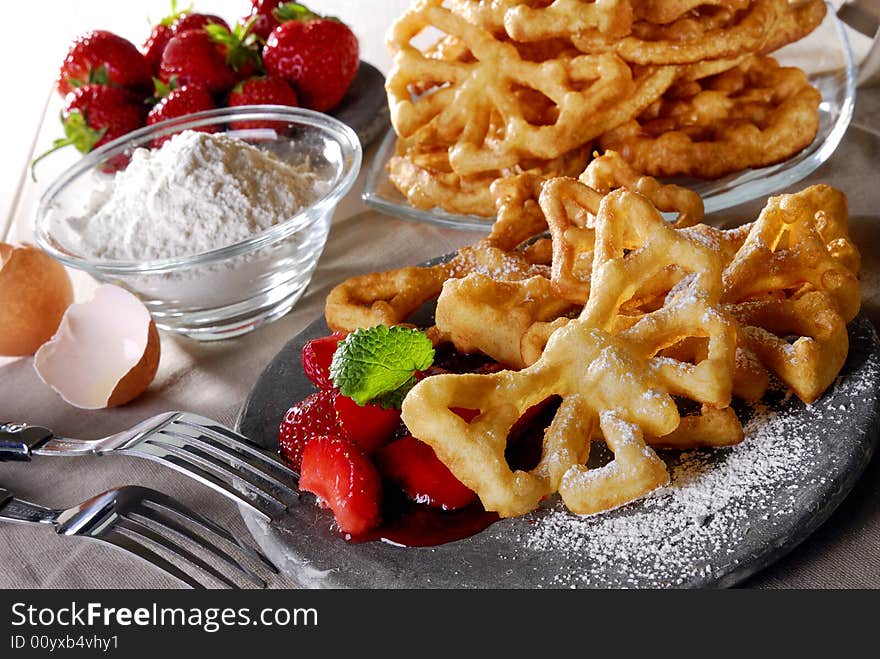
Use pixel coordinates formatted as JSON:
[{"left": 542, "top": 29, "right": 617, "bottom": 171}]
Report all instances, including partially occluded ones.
[
  {"left": 363, "top": 2, "right": 856, "bottom": 231},
  {"left": 35, "top": 107, "right": 362, "bottom": 340}
]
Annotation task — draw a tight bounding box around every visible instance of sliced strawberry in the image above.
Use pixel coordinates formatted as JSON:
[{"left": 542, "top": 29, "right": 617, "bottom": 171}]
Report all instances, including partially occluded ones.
[
  {"left": 299, "top": 437, "right": 382, "bottom": 535},
  {"left": 333, "top": 394, "right": 401, "bottom": 454},
  {"left": 301, "top": 333, "right": 344, "bottom": 390},
  {"left": 377, "top": 435, "right": 477, "bottom": 510},
  {"left": 278, "top": 389, "right": 340, "bottom": 470}
]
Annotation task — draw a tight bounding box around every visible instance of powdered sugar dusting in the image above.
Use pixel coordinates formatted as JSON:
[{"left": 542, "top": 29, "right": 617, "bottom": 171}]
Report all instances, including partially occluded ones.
[{"left": 504, "top": 319, "right": 880, "bottom": 588}]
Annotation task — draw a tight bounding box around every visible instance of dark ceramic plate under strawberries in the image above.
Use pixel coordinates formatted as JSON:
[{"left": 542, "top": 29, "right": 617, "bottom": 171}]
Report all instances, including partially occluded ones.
[{"left": 237, "top": 272, "right": 880, "bottom": 589}]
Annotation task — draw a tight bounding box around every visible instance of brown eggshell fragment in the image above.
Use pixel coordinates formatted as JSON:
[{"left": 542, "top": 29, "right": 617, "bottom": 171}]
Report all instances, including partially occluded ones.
[
  {"left": 0, "top": 242, "right": 74, "bottom": 356},
  {"left": 33, "top": 285, "right": 160, "bottom": 409},
  {"left": 107, "top": 319, "right": 160, "bottom": 407}
]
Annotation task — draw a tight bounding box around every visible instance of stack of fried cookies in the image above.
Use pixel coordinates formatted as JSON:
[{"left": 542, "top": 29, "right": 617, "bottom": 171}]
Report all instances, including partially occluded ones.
[
  {"left": 326, "top": 153, "right": 860, "bottom": 518},
  {"left": 385, "top": 0, "right": 827, "bottom": 217}
]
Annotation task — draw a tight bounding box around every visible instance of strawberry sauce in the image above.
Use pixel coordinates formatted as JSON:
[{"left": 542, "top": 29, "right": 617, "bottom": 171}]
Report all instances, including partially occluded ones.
[{"left": 294, "top": 339, "right": 559, "bottom": 547}]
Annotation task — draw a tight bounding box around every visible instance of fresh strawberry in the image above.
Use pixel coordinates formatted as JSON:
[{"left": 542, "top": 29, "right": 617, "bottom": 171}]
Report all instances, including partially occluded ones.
[
  {"left": 333, "top": 394, "right": 401, "bottom": 454},
  {"left": 299, "top": 437, "right": 382, "bottom": 535},
  {"left": 245, "top": 0, "right": 284, "bottom": 40},
  {"left": 278, "top": 389, "right": 340, "bottom": 470},
  {"left": 158, "top": 30, "right": 236, "bottom": 94},
  {"left": 263, "top": 4, "right": 360, "bottom": 111},
  {"left": 57, "top": 30, "right": 152, "bottom": 97},
  {"left": 32, "top": 85, "right": 146, "bottom": 177},
  {"left": 227, "top": 75, "right": 299, "bottom": 129},
  {"left": 377, "top": 435, "right": 477, "bottom": 510},
  {"left": 142, "top": 24, "right": 174, "bottom": 74},
  {"left": 143, "top": 4, "right": 229, "bottom": 74},
  {"left": 301, "top": 333, "right": 343, "bottom": 390},
  {"left": 208, "top": 21, "right": 264, "bottom": 81},
  {"left": 147, "top": 85, "right": 217, "bottom": 146},
  {"left": 172, "top": 13, "right": 229, "bottom": 35},
  {"left": 141, "top": 0, "right": 188, "bottom": 72}
]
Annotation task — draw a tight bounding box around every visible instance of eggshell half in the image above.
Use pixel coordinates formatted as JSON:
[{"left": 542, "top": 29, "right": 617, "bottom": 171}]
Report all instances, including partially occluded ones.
[
  {"left": 0, "top": 242, "right": 74, "bottom": 356},
  {"left": 34, "top": 285, "right": 160, "bottom": 409}
]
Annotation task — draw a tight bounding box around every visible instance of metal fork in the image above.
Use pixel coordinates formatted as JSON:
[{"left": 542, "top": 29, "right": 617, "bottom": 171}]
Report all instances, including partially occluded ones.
[
  {"left": 0, "top": 485, "right": 275, "bottom": 588},
  {"left": 0, "top": 412, "right": 299, "bottom": 521}
]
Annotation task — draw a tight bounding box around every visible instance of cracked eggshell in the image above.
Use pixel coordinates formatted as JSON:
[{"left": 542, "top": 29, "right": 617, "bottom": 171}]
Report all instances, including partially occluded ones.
[
  {"left": 34, "top": 285, "right": 161, "bottom": 409},
  {"left": 0, "top": 242, "right": 74, "bottom": 356}
]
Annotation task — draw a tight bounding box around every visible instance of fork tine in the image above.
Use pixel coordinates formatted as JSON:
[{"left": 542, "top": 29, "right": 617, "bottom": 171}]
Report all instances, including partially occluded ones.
[
  {"left": 115, "top": 517, "right": 245, "bottom": 589},
  {"left": 131, "top": 504, "right": 266, "bottom": 588},
  {"left": 161, "top": 417, "right": 299, "bottom": 489},
  {"left": 139, "top": 492, "right": 276, "bottom": 573},
  {"left": 134, "top": 440, "right": 290, "bottom": 520},
  {"left": 152, "top": 426, "right": 298, "bottom": 496},
  {"left": 99, "top": 531, "right": 206, "bottom": 589},
  {"left": 176, "top": 414, "right": 298, "bottom": 480}
]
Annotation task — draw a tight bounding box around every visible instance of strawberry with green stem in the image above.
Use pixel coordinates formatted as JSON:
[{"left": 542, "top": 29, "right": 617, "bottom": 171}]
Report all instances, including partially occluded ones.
[
  {"left": 147, "top": 83, "right": 217, "bottom": 147},
  {"left": 227, "top": 75, "right": 299, "bottom": 130},
  {"left": 141, "top": 0, "right": 190, "bottom": 72},
  {"left": 158, "top": 19, "right": 263, "bottom": 94},
  {"left": 263, "top": 2, "right": 360, "bottom": 111},
  {"left": 57, "top": 30, "right": 153, "bottom": 97},
  {"left": 244, "top": 0, "right": 285, "bottom": 41},
  {"left": 32, "top": 85, "right": 147, "bottom": 178}
]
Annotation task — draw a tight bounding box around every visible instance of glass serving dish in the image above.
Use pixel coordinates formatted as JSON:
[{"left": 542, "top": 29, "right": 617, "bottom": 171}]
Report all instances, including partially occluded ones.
[
  {"left": 35, "top": 107, "right": 362, "bottom": 340},
  {"left": 363, "top": 2, "right": 857, "bottom": 231}
]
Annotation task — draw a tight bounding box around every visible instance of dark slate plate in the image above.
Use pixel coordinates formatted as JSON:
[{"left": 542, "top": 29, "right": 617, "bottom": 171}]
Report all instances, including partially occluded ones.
[
  {"left": 237, "top": 306, "right": 880, "bottom": 588},
  {"left": 330, "top": 61, "right": 389, "bottom": 148}
]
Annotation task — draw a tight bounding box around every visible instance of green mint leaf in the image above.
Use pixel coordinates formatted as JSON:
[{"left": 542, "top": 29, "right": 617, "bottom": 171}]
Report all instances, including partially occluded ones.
[{"left": 329, "top": 326, "right": 434, "bottom": 408}]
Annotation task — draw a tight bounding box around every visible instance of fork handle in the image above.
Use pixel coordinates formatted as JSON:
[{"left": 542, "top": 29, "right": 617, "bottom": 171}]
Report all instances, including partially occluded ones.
[{"left": 0, "top": 423, "right": 54, "bottom": 462}]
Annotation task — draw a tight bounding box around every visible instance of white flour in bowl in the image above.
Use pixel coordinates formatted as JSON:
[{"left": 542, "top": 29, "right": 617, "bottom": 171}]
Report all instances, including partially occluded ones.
[{"left": 66, "top": 130, "right": 328, "bottom": 261}]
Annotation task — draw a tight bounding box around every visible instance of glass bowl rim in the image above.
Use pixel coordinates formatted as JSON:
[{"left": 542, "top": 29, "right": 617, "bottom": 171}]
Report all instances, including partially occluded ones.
[{"left": 34, "top": 105, "right": 363, "bottom": 275}]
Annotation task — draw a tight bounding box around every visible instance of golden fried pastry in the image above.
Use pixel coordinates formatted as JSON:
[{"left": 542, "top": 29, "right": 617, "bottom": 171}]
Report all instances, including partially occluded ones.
[
  {"left": 599, "top": 55, "right": 821, "bottom": 178},
  {"left": 545, "top": 151, "right": 705, "bottom": 304},
  {"left": 402, "top": 187, "right": 738, "bottom": 517},
  {"left": 384, "top": 0, "right": 826, "bottom": 222},
  {"left": 386, "top": 0, "right": 677, "bottom": 176},
  {"left": 447, "top": 0, "right": 635, "bottom": 42},
  {"left": 388, "top": 139, "right": 592, "bottom": 217},
  {"left": 721, "top": 185, "right": 860, "bottom": 403},
  {"left": 572, "top": 0, "right": 816, "bottom": 66}
]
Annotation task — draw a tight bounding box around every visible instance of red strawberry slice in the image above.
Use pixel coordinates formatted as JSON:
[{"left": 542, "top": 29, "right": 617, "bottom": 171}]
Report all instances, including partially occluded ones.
[
  {"left": 301, "top": 333, "right": 344, "bottom": 390},
  {"left": 377, "top": 435, "right": 477, "bottom": 510},
  {"left": 299, "top": 437, "right": 383, "bottom": 535},
  {"left": 278, "top": 389, "right": 340, "bottom": 470},
  {"left": 333, "top": 394, "right": 401, "bottom": 454}
]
